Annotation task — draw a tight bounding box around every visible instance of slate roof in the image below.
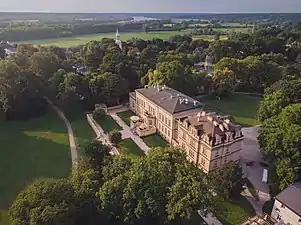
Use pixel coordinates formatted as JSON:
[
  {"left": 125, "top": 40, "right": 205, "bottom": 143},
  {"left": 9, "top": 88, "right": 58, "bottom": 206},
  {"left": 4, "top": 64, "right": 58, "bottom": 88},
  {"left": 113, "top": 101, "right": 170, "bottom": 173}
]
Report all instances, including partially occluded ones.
[
  {"left": 136, "top": 86, "right": 204, "bottom": 114},
  {"left": 275, "top": 182, "right": 301, "bottom": 216}
]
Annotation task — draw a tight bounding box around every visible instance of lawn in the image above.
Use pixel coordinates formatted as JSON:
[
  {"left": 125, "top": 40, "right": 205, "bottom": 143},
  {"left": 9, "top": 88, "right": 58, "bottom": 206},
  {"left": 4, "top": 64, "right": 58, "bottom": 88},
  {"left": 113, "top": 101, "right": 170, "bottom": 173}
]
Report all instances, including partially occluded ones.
[
  {"left": 12, "top": 30, "right": 229, "bottom": 47},
  {"left": 96, "top": 115, "right": 121, "bottom": 133},
  {"left": 13, "top": 30, "right": 194, "bottom": 47},
  {"left": 201, "top": 94, "right": 261, "bottom": 127},
  {"left": 143, "top": 134, "right": 168, "bottom": 148},
  {"left": 68, "top": 111, "right": 96, "bottom": 154},
  {"left": 216, "top": 195, "right": 256, "bottom": 225},
  {"left": 117, "top": 138, "right": 145, "bottom": 157},
  {"left": 0, "top": 110, "right": 71, "bottom": 225},
  {"left": 117, "top": 110, "right": 136, "bottom": 126}
]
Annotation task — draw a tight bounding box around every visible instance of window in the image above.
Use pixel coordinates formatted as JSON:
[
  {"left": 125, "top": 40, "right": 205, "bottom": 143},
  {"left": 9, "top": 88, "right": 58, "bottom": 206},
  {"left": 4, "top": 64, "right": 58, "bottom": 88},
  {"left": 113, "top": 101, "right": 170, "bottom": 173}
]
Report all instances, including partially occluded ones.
[
  {"left": 215, "top": 150, "right": 219, "bottom": 158},
  {"left": 159, "top": 113, "right": 161, "bottom": 120},
  {"left": 202, "top": 147, "right": 207, "bottom": 156},
  {"left": 159, "top": 123, "right": 161, "bottom": 130},
  {"left": 224, "top": 157, "right": 228, "bottom": 164},
  {"left": 189, "top": 150, "right": 194, "bottom": 159},
  {"left": 189, "top": 138, "right": 195, "bottom": 148},
  {"left": 277, "top": 215, "right": 281, "bottom": 220},
  {"left": 183, "top": 133, "right": 186, "bottom": 140},
  {"left": 168, "top": 130, "right": 170, "bottom": 137},
  {"left": 182, "top": 142, "right": 186, "bottom": 149},
  {"left": 168, "top": 120, "right": 171, "bottom": 127},
  {"left": 201, "top": 158, "right": 206, "bottom": 166},
  {"left": 225, "top": 147, "right": 229, "bottom": 154},
  {"left": 298, "top": 218, "right": 301, "bottom": 222},
  {"left": 165, "top": 117, "right": 167, "bottom": 124},
  {"left": 165, "top": 127, "right": 167, "bottom": 134},
  {"left": 281, "top": 204, "right": 285, "bottom": 208},
  {"left": 213, "top": 161, "right": 218, "bottom": 168}
]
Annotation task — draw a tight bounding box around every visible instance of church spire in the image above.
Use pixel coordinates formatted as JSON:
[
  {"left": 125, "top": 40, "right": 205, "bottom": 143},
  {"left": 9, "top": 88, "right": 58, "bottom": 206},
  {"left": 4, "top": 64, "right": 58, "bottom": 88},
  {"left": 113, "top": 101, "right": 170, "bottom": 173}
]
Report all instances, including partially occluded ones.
[{"left": 115, "top": 28, "right": 122, "bottom": 50}]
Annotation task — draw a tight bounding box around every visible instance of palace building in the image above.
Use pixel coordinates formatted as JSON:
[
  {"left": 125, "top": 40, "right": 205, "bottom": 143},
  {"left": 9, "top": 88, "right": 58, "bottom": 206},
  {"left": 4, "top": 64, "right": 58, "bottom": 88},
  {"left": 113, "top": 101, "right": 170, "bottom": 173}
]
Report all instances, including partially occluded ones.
[{"left": 129, "top": 85, "right": 243, "bottom": 173}]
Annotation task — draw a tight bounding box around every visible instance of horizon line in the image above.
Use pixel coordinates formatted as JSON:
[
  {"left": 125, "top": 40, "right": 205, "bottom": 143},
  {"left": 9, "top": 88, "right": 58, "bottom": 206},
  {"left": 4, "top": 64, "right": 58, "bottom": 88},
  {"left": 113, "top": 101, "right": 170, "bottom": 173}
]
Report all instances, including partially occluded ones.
[{"left": 0, "top": 11, "right": 300, "bottom": 14}]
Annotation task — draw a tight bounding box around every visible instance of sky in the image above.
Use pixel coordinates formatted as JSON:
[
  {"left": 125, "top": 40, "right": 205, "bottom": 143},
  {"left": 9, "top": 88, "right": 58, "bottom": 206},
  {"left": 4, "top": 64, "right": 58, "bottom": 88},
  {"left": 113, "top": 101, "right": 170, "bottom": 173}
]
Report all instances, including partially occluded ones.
[{"left": 1, "top": 0, "right": 301, "bottom": 13}]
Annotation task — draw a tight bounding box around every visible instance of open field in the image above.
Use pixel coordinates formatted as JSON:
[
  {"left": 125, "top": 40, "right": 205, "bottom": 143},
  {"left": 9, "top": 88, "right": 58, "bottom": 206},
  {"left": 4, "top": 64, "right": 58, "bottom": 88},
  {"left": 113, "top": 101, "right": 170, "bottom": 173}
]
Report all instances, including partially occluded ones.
[
  {"left": 13, "top": 30, "right": 227, "bottom": 47},
  {"left": 201, "top": 93, "right": 261, "bottom": 127},
  {"left": 96, "top": 115, "right": 121, "bottom": 133},
  {"left": 0, "top": 110, "right": 71, "bottom": 225},
  {"left": 143, "top": 134, "right": 168, "bottom": 148},
  {"left": 117, "top": 138, "right": 145, "bottom": 157},
  {"left": 216, "top": 195, "right": 256, "bottom": 225}
]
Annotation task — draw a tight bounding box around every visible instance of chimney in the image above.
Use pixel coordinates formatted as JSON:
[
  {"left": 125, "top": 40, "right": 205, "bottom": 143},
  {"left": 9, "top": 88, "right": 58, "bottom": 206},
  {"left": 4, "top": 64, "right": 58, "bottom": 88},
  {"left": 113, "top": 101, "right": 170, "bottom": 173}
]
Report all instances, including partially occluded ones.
[
  {"left": 225, "top": 119, "right": 230, "bottom": 124},
  {"left": 201, "top": 111, "right": 206, "bottom": 117}
]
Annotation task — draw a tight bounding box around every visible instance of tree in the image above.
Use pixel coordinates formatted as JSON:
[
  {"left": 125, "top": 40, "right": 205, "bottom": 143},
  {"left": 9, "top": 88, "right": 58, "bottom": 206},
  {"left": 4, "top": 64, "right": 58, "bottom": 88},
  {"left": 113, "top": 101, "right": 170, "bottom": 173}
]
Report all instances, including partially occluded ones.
[
  {"left": 83, "top": 139, "right": 111, "bottom": 172},
  {"left": 148, "top": 60, "right": 197, "bottom": 96},
  {"left": 212, "top": 68, "right": 236, "bottom": 97},
  {"left": 0, "top": 60, "right": 47, "bottom": 120},
  {"left": 99, "top": 147, "right": 216, "bottom": 225},
  {"left": 211, "top": 162, "right": 245, "bottom": 198},
  {"left": 92, "top": 108, "right": 106, "bottom": 121},
  {"left": 108, "top": 130, "right": 122, "bottom": 145},
  {"left": 258, "top": 79, "right": 301, "bottom": 121},
  {"left": 0, "top": 47, "right": 5, "bottom": 59},
  {"left": 29, "top": 52, "right": 60, "bottom": 81},
  {"left": 259, "top": 104, "right": 301, "bottom": 195},
  {"left": 9, "top": 179, "right": 78, "bottom": 225}
]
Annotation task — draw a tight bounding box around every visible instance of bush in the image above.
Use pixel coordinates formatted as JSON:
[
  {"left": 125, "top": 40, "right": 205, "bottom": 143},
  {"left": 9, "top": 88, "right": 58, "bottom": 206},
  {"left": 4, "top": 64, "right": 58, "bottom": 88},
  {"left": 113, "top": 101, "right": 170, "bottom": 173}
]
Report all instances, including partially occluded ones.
[
  {"left": 245, "top": 179, "right": 259, "bottom": 201},
  {"left": 92, "top": 108, "right": 106, "bottom": 121},
  {"left": 262, "top": 199, "right": 274, "bottom": 215},
  {"left": 109, "top": 130, "right": 122, "bottom": 145}
]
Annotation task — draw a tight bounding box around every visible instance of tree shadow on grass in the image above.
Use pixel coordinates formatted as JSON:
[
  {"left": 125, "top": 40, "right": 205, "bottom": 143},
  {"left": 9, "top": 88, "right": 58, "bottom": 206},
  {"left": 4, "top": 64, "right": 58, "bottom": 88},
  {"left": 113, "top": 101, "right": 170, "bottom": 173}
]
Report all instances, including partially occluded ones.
[{"left": 0, "top": 119, "right": 71, "bottom": 211}]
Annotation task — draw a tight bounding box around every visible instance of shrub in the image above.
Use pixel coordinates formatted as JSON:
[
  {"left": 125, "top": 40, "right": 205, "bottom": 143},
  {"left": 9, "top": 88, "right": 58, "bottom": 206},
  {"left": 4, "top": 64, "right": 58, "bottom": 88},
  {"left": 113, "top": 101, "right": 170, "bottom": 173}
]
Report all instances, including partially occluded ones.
[
  {"left": 262, "top": 199, "right": 274, "bottom": 215},
  {"left": 92, "top": 108, "right": 106, "bottom": 121},
  {"left": 109, "top": 130, "right": 122, "bottom": 145}
]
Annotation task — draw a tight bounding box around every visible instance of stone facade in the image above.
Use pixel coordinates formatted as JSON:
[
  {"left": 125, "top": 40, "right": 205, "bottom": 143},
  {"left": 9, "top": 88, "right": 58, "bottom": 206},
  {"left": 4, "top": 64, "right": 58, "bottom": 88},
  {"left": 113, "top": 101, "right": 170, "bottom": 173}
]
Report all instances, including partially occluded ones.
[{"left": 130, "top": 85, "right": 243, "bottom": 173}]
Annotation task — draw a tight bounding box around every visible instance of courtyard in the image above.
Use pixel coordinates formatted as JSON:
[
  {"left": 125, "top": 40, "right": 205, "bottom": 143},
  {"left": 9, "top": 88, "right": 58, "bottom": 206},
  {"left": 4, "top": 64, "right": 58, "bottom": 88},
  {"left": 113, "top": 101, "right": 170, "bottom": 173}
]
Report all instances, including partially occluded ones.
[{"left": 0, "top": 111, "right": 71, "bottom": 225}]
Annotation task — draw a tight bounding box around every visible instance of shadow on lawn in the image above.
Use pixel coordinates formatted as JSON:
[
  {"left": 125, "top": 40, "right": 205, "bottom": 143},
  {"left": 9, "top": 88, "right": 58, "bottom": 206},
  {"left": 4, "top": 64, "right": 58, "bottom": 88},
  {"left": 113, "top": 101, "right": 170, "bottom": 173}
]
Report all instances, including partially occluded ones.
[{"left": 0, "top": 120, "right": 71, "bottom": 211}]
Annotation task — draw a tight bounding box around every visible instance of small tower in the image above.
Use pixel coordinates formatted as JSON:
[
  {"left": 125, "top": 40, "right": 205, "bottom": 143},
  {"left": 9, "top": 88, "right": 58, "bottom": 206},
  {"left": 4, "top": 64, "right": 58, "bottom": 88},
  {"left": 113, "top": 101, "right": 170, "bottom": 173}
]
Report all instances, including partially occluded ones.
[
  {"left": 115, "top": 28, "right": 122, "bottom": 50},
  {"left": 205, "top": 55, "right": 213, "bottom": 74}
]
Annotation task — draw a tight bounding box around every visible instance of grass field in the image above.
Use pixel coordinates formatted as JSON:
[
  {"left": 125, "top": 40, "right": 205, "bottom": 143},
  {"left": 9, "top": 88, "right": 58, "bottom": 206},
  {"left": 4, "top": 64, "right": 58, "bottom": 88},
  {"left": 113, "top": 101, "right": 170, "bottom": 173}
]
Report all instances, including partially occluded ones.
[
  {"left": 143, "top": 134, "right": 168, "bottom": 148},
  {"left": 0, "top": 110, "right": 71, "bottom": 225},
  {"left": 201, "top": 94, "right": 261, "bottom": 127},
  {"left": 117, "top": 110, "right": 136, "bottom": 126},
  {"left": 216, "top": 195, "right": 256, "bottom": 225},
  {"left": 68, "top": 111, "right": 96, "bottom": 154},
  {"left": 96, "top": 115, "right": 121, "bottom": 133},
  {"left": 117, "top": 138, "right": 145, "bottom": 157},
  {"left": 13, "top": 30, "right": 226, "bottom": 47}
]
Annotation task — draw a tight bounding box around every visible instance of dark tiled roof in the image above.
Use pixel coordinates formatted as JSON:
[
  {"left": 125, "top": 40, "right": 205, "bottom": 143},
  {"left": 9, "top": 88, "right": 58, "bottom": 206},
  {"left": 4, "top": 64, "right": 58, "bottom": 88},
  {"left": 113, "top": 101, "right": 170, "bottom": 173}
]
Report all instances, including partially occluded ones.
[
  {"left": 275, "top": 182, "right": 301, "bottom": 216},
  {"left": 136, "top": 86, "right": 204, "bottom": 114}
]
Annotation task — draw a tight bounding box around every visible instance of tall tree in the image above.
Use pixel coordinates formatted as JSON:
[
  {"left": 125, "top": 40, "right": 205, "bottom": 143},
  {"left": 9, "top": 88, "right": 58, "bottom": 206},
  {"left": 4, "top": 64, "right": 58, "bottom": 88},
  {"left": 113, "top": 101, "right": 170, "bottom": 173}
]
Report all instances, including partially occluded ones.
[{"left": 99, "top": 147, "right": 216, "bottom": 225}]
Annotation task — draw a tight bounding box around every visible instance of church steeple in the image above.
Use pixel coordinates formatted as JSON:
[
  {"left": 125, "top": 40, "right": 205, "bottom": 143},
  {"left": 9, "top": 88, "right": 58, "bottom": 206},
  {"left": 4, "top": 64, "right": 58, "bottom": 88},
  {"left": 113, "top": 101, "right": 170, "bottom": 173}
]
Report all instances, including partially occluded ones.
[{"left": 115, "top": 28, "right": 122, "bottom": 50}]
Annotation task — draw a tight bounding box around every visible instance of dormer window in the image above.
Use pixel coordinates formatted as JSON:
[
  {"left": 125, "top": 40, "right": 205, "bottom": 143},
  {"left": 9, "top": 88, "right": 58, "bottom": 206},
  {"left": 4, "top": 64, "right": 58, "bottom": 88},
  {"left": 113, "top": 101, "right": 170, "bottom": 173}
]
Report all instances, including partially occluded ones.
[{"left": 215, "top": 135, "right": 222, "bottom": 145}]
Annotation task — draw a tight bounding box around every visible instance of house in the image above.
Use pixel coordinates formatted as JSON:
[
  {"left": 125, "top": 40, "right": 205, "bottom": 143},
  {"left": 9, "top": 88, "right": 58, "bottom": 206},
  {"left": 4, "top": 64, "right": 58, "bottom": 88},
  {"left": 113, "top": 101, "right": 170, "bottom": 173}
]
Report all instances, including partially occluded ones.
[
  {"left": 271, "top": 182, "right": 301, "bottom": 225},
  {"left": 129, "top": 85, "right": 243, "bottom": 173},
  {"left": 127, "top": 46, "right": 141, "bottom": 55},
  {"left": 0, "top": 41, "right": 17, "bottom": 56}
]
